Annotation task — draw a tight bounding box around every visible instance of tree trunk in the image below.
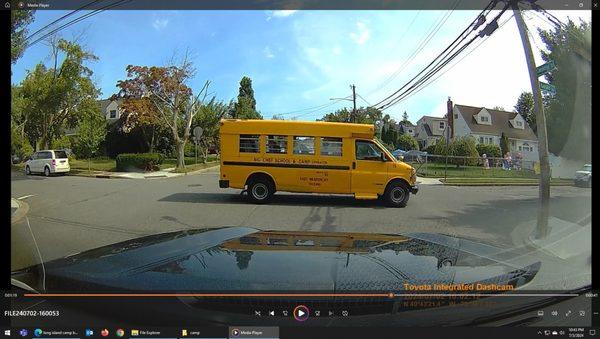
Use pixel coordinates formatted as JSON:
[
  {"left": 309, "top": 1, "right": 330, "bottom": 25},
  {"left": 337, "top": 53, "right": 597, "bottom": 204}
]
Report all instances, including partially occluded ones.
[{"left": 176, "top": 141, "right": 185, "bottom": 169}]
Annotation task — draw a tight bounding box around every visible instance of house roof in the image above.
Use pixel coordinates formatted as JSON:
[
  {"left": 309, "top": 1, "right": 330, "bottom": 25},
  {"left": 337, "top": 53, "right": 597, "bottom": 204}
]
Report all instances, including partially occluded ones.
[
  {"left": 455, "top": 104, "right": 538, "bottom": 141},
  {"left": 97, "top": 99, "right": 112, "bottom": 112},
  {"left": 399, "top": 121, "right": 416, "bottom": 127},
  {"left": 422, "top": 124, "right": 434, "bottom": 137}
]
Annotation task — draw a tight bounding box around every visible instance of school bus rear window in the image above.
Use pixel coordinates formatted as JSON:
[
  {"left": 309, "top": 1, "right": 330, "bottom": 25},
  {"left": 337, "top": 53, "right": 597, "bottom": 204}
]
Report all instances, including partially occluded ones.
[
  {"left": 320, "top": 137, "right": 343, "bottom": 156},
  {"left": 239, "top": 134, "right": 260, "bottom": 153}
]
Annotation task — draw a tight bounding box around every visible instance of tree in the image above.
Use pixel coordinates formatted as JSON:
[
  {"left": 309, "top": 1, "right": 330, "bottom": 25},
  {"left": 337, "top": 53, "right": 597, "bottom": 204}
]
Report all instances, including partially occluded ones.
[
  {"left": 74, "top": 109, "right": 106, "bottom": 171},
  {"left": 514, "top": 91, "right": 536, "bottom": 134},
  {"left": 401, "top": 111, "right": 411, "bottom": 124},
  {"left": 320, "top": 106, "right": 383, "bottom": 124},
  {"left": 397, "top": 134, "right": 419, "bottom": 151},
  {"left": 538, "top": 19, "right": 591, "bottom": 162},
  {"left": 271, "top": 114, "right": 285, "bottom": 120},
  {"left": 500, "top": 132, "right": 510, "bottom": 155},
  {"left": 231, "top": 76, "right": 262, "bottom": 119},
  {"left": 192, "top": 98, "right": 229, "bottom": 162},
  {"left": 491, "top": 106, "right": 505, "bottom": 111},
  {"left": 11, "top": 10, "right": 35, "bottom": 64},
  {"left": 114, "top": 56, "right": 211, "bottom": 169},
  {"left": 16, "top": 38, "right": 99, "bottom": 150}
]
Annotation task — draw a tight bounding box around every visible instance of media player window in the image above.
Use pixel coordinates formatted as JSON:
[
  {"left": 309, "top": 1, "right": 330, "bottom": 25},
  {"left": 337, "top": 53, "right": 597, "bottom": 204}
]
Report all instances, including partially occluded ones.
[{"left": 3, "top": 0, "right": 594, "bottom": 338}]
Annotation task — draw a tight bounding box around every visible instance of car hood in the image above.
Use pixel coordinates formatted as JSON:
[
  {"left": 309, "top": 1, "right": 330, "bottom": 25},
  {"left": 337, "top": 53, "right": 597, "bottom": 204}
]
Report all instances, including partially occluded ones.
[{"left": 14, "top": 227, "right": 540, "bottom": 292}]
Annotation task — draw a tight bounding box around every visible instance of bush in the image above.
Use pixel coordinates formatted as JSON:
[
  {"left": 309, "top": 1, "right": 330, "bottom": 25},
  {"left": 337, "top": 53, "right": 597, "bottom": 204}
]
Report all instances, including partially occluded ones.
[
  {"left": 449, "top": 136, "right": 479, "bottom": 166},
  {"left": 116, "top": 153, "right": 163, "bottom": 172},
  {"left": 424, "top": 144, "right": 436, "bottom": 154},
  {"left": 397, "top": 134, "right": 419, "bottom": 151},
  {"left": 476, "top": 143, "right": 502, "bottom": 158}
]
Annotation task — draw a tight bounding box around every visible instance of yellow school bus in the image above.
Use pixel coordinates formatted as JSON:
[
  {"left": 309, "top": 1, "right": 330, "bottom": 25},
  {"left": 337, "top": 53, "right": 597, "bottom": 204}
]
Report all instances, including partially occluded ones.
[{"left": 219, "top": 119, "right": 418, "bottom": 207}]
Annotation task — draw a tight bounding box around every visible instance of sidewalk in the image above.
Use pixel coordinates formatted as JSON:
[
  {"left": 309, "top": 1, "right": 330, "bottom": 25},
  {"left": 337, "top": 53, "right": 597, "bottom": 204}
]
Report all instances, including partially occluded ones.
[
  {"left": 11, "top": 197, "right": 29, "bottom": 225},
  {"left": 416, "top": 176, "right": 442, "bottom": 185},
  {"left": 69, "top": 164, "right": 219, "bottom": 179}
]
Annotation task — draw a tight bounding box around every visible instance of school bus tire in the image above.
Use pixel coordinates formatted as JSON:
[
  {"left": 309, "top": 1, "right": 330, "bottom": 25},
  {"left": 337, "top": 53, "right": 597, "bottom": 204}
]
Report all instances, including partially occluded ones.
[
  {"left": 246, "top": 173, "right": 275, "bottom": 204},
  {"left": 383, "top": 180, "right": 410, "bottom": 208}
]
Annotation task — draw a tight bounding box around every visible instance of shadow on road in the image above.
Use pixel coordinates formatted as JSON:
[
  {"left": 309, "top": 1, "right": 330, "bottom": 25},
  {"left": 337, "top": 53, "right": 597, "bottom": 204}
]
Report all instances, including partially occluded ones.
[
  {"left": 419, "top": 195, "right": 591, "bottom": 246},
  {"left": 159, "top": 192, "right": 388, "bottom": 209},
  {"left": 11, "top": 172, "right": 50, "bottom": 181}
]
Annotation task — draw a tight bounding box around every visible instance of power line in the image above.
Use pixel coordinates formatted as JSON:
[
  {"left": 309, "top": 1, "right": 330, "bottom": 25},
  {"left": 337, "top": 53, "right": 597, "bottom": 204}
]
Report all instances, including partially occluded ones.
[
  {"left": 27, "top": 0, "right": 132, "bottom": 47},
  {"left": 378, "top": 3, "right": 510, "bottom": 110},
  {"left": 367, "top": 6, "right": 458, "bottom": 97},
  {"left": 25, "top": 0, "right": 106, "bottom": 42},
  {"left": 373, "top": 0, "right": 498, "bottom": 109},
  {"left": 393, "top": 14, "right": 514, "bottom": 105}
]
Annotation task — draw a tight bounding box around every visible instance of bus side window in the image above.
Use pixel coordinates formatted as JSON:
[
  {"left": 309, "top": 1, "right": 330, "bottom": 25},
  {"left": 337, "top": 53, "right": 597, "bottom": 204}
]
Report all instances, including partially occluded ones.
[
  {"left": 320, "top": 137, "right": 343, "bottom": 156},
  {"left": 293, "top": 136, "right": 315, "bottom": 155},
  {"left": 239, "top": 134, "right": 260, "bottom": 153},
  {"left": 266, "top": 135, "right": 288, "bottom": 154}
]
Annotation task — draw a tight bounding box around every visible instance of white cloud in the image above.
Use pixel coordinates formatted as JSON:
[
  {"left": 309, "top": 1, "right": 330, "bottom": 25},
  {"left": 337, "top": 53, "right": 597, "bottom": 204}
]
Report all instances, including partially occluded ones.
[
  {"left": 263, "top": 46, "right": 275, "bottom": 58},
  {"left": 266, "top": 10, "right": 298, "bottom": 21},
  {"left": 349, "top": 21, "right": 370, "bottom": 45},
  {"left": 152, "top": 18, "right": 169, "bottom": 31},
  {"left": 272, "top": 10, "right": 298, "bottom": 17}
]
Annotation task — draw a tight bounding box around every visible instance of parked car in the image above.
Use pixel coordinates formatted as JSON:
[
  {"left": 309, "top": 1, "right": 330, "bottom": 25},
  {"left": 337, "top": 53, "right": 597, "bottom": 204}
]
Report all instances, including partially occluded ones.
[
  {"left": 25, "top": 150, "right": 71, "bottom": 176},
  {"left": 574, "top": 164, "right": 591, "bottom": 187},
  {"left": 391, "top": 149, "right": 406, "bottom": 160},
  {"left": 403, "top": 150, "right": 428, "bottom": 163},
  {"left": 11, "top": 155, "right": 21, "bottom": 164}
]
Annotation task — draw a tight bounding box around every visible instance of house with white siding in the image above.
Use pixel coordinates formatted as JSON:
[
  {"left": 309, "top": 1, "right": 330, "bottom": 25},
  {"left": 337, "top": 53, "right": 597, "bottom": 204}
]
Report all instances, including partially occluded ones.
[{"left": 447, "top": 98, "right": 539, "bottom": 162}]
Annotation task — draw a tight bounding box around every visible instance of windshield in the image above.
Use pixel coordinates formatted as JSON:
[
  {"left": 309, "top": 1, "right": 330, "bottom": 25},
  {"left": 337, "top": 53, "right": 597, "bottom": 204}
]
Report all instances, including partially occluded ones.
[{"left": 9, "top": 6, "right": 591, "bottom": 306}]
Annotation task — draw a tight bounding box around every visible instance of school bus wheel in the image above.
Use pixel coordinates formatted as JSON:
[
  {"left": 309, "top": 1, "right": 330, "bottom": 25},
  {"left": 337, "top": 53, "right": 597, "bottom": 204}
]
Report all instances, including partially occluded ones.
[
  {"left": 246, "top": 173, "right": 275, "bottom": 204},
  {"left": 383, "top": 180, "right": 410, "bottom": 208}
]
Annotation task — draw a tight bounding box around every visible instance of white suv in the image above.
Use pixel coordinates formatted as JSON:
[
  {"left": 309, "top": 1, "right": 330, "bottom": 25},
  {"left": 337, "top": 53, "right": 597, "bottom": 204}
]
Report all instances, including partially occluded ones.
[{"left": 25, "top": 150, "right": 71, "bottom": 176}]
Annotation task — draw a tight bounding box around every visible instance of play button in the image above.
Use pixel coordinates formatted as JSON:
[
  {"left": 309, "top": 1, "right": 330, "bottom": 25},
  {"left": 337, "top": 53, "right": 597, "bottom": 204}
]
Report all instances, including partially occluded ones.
[{"left": 293, "top": 305, "right": 310, "bottom": 322}]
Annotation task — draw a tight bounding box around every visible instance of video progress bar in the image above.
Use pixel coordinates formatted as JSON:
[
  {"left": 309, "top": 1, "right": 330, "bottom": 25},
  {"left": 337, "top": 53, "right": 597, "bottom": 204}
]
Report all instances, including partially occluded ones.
[{"left": 22, "top": 293, "right": 580, "bottom": 298}]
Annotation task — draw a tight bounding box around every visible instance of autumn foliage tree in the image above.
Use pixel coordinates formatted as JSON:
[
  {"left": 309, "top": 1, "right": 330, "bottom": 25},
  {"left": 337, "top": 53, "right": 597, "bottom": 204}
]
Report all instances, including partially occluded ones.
[{"left": 114, "top": 58, "right": 210, "bottom": 169}]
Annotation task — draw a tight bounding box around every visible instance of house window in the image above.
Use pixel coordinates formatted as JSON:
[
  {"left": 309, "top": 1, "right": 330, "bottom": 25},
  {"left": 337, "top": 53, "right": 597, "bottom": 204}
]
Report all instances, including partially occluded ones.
[
  {"left": 479, "top": 137, "right": 484, "bottom": 143},
  {"left": 439, "top": 121, "right": 445, "bottom": 130},
  {"left": 109, "top": 110, "right": 117, "bottom": 119},
  {"left": 454, "top": 113, "right": 458, "bottom": 119},
  {"left": 266, "top": 135, "right": 288, "bottom": 154},
  {"left": 480, "top": 116, "right": 489, "bottom": 123},
  {"left": 516, "top": 121, "right": 523, "bottom": 127}
]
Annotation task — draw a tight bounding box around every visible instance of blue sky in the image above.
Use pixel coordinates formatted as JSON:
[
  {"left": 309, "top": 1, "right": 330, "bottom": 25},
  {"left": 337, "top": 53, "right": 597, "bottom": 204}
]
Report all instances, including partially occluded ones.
[{"left": 11, "top": 9, "right": 590, "bottom": 123}]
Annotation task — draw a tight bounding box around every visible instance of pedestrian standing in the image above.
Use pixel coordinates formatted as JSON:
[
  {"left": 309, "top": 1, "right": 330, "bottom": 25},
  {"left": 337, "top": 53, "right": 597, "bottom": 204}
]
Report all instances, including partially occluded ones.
[{"left": 483, "top": 154, "right": 490, "bottom": 169}]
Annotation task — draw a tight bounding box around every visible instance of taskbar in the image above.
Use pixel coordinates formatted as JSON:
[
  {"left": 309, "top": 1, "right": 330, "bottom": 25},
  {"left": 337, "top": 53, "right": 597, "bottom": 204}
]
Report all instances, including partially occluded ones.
[{"left": 1, "top": 327, "right": 600, "bottom": 339}]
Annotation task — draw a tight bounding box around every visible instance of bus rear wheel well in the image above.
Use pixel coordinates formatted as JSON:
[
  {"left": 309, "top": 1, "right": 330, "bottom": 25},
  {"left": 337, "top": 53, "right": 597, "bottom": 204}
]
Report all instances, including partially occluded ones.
[{"left": 245, "top": 172, "right": 276, "bottom": 191}]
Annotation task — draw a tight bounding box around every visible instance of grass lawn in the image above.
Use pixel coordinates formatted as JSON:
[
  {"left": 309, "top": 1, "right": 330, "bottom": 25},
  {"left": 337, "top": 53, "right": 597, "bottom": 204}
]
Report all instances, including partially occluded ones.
[
  {"left": 440, "top": 177, "right": 574, "bottom": 186},
  {"left": 169, "top": 162, "right": 219, "bottom": 174},
  {"left": 70, "top": 158, "right": 116, "bottom": 172},
  {"left": 160, "top": 155, "right": 219, "bottom": 170},
  {"left": 408, "top": 162, "right": 539, "bottom": 179}
]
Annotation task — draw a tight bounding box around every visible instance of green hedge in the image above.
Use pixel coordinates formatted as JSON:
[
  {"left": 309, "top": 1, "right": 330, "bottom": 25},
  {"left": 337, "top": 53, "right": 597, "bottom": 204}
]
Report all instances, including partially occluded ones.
[{"left": 116, "top": 153, "right": 163, "bottom": 172}]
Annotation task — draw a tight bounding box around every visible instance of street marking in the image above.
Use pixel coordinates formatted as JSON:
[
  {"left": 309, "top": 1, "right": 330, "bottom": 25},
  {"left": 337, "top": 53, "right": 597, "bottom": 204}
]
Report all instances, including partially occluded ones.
[
  {"left": 17, "top": 194, "right": 36, "bottom": 200},
  {"left": 575, "top": 213, "right": 592, "bottom": 226}
]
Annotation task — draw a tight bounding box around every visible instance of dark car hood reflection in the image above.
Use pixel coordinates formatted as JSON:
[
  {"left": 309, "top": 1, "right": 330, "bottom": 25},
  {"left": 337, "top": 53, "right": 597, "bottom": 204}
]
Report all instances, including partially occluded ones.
[{"left": 22, "top": 227, "right": 540, "bottom": 292}]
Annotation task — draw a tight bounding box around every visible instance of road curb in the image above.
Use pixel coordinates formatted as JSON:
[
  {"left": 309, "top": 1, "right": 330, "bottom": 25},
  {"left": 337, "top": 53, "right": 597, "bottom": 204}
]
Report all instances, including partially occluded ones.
[
  {"left": 11, "top": 198, "right": 29, "bottom": 225},
  {"left": 182, "top": 164, "right": 220, "bottom": 176},
  {"left": 440, "top": 182, "right": 574, "bottom": 187}
]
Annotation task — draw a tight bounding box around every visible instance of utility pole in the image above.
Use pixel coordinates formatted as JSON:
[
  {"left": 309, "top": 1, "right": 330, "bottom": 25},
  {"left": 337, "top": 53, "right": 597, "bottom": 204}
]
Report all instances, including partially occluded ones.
[
  {"left": 351, "top": 84, "right": 357, "bottom": 123},
  {"left": 512, "top": 0, "right": 551, "bottom": 239}
]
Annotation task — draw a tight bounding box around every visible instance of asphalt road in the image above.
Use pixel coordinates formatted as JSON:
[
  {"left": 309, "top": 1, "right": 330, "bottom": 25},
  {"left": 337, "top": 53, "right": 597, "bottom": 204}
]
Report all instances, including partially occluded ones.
[{"left": 11, "top": 169, "right": 591, "bottom": 267}]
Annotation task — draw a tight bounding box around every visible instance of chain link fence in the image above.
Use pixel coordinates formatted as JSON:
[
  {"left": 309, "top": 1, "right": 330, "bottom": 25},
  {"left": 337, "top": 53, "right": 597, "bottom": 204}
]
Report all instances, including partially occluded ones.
[{"left": 404, "top": 154, "right": 539, "bottom": 179}]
